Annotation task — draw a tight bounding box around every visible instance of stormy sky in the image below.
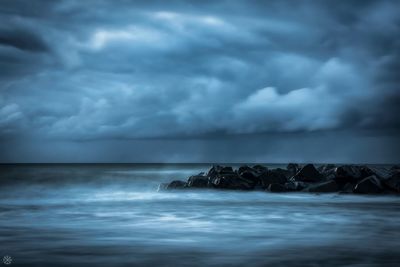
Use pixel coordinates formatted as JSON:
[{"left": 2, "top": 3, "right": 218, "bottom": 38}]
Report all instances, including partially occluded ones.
[{"left": 0, "top": 0, "right": 399, "bottom": 163}]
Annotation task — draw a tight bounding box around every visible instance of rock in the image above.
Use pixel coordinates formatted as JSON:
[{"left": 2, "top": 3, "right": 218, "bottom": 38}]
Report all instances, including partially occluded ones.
[
  {"left": 238, "top": 165, "right": 255, "bottom": 175},
  {"left": 259, "top": 169, "right": 287, "bottom": 188},
  {"left": 238, "top": 165, "right": 265, "bottom": 187},
  {"left": 210, "top": 174, "right": 254, "bottom": 190},
  {"left": 220, "top": 166, "right": 234, "bottom": 173},
  {"left": 354, "top": 175, "right": 383, "bottom": 194},
  {"left": 369, "top": 166, "right": 391, "bottom": 179},
  {"left": 209, "top": 176, "right": 227, "bottom": 188},
  {"left": 205, "top": 165, "right": 256, "bottom": 190},
  {"left": 382, "top": 170, "right": 400, "bottom": 192},
  {"left": 287, "top": 163, "right": 299, "bottom": 176},
  {"left": 336, "top": 165, "right": 362, "bottom": 177},
  {"left": 292, "top": 164, "right": 322, "bottom": 182},
  {"left": 318, "top": 164, "right": 336, "bottom": 173},
  {"left": 275, "top": 168, "right": 292, "bottom": 179},
  {"left": 284, "top": 181, "right": 309, "bottom": 191},
  {"left": 252, "top": 164, "right": 268, "bottom": 174},
  {"left": 187, "top": 175, "right": 209, "bottom": 188},
  {"left": 207, "top": 165, "right": 234, "bottom": 179},
  {"left": 229, "top": 176, "right": 255, "bottom": 190},
  {"left": 334, "top": 165, "right": 369, "bottom": 184},
  {"left": 159, "top": 164, "right": 400, "bottom": 195},
  {"left": 267, "top": 183, "right": 286, "bottom": 192},
  {"left": 390, "top": 165, "right": 400, "bottom": 171},
  {"left": 239, "top": 171, "right": 261, "bottom": 186},
  {"left": 339, "top": 183, "right": 355, "bottom": 194},
  {"left": 166, "top": 180, "right": 187, "bottom": 190},
  {"left": 321, "top": 167, "right": 337, "bottom": 180},
  {"left": 360, "top": 166, "right": 376, "bottom": 179},
  {"left": 306, "top": 180, "right": 338, "bottom": 193}
]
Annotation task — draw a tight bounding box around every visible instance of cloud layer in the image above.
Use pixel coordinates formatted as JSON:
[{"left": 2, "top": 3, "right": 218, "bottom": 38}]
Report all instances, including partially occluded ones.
[{"left": 0, "top": 0, "right": 399, "bottom": 162}]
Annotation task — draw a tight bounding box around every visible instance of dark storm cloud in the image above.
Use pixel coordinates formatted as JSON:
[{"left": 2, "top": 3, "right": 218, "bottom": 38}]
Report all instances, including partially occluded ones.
[
  {"left": 0, "top": 27, "right": 48, "bottom": 52},
  {"left": 0, "top": 0, "right": 399, "bottom": 162}
]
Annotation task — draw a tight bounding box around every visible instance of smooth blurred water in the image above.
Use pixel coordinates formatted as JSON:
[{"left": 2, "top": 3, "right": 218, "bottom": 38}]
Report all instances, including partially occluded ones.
[{"left": 0, "top": 164, "right": 399, "bottom": 267}]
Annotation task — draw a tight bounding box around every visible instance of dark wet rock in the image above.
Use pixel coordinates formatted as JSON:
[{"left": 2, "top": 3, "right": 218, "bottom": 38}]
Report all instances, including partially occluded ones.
[
  {"left": 339, "top": 183, "right": 356, "bottom": 194},
  {"left": 206, "top": 165, "right": 256, "bottom": 190},
  {"left": 228, "top": 177, "right": 255, "bottom": 190},
  {"left": 287, "top": 163, "right": 299, "bottom": 176},
  {"left": 306, "top": 180, "right": 338, "bottom": 193},
  {"left": 321, "top": 167, "right": 337, "bottom": 180},
  {"left": 259, "top": 169, "right": 287, "bottom": 188},
  {"left": 274, "top": 168, "right": 292, "bottom": 179},
  {"left": 207, "top": 165, "right": 234, "bottom": 180},
  {"left": 390, "top": 165, "right": 400, "bottom": 171},
  {"left": 292, "top": 164, "right": 322, "bottom": 182},
  {"left": 340, "top": 165, "right": 361, "bottom": 175},
  {"left": 160, "top": 164, "right": 400, "bottom": 194},
  {"left": 318, "top": 164, "right": 336, "bottom": 173},
  {"left": 333, "top": 165, "right": 374, "bottom": 184},
  {"left": 238, "top": 165, "right": 267, "bottom": 187},
  {"left": 187, "top": 175, "right": 209, "bottom": 188},
  {"left": 369, "top": 167, "right": 391, "bottom": 180},
  {"left": 240, "top": 170, "right": 257, "bottom": 179},
  {"left": 335, "top": 165, "right": 361, "bottom": 182},
  {"left": 166, "top": 180, "right": 187, "bottom": 190},
  {"left": 382, "top": 170, "right": 400, "bottom": 193},
  {"left": 360, "top": 166, "right": 376, "bottom": 178},
  {"left": 318, "top": 164, "right": 337, "bottom": 180},
  {"left": 239, "top": 171, "right": 261, "bottom": 186},
  {"left": 284, "top": 181, "right": 309, "bottom": 191},
  {"left": 252, "top": 164, "right": 268, "bottom": 174},
  {"left": 238, "top": 165, "right": 255, "bottom": 175},
  {"left": 220, "top": 166, "right": 234, "bottom": 173},
  {"left": 210, "top": 173, "right": 254, "bottom": 190},
  {"left": 267, "top": 183, "right": 286, "bottom": 192},
  {"left": 209, "top": 176, "right": 228, "bottom": 188},
  {"left": 238, "top": 165, "right": 260, "bottom": 178},
  {"left": 354, "top": 175, "right": 383, "bottom": 194}
]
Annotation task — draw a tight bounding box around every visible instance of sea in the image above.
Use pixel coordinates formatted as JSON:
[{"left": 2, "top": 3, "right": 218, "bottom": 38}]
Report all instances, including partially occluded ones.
[{"left": 0, "top": 164, "right": 399, "bottom": 267}]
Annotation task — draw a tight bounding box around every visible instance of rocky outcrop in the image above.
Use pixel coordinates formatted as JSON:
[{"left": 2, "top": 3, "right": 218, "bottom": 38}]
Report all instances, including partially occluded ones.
[
  {"left": 267, "top": 183, "right": 286, "bottom": 192},
  {"left": 159, "top": 164, "right": 400, "bottom": 195},
  {"left": 252, "top": 164, "right": 268, "bottom": 174},
  {"left": 291, "top": 164, "right": 322, "bottom": 182},
  {"left": 339, "top": 183, "right": 356, "bottom": 194},
  {"left": 354, "top": 175, "right": 383, "bottom": 194},
  {"left": 187, "top": 174, "right": 209, "bottom": 188},
  {"left": 207, "top": 165, "right": 233, "bottom": 179},
  {"left": 166, "top": 180, "right": 187, "bottom": 189},
  {"left": 382, "top": 169, "right": 400, "bottom": 193},
  {"left": 259, "top": 169, "right": 288, "bottom": 188},
  {"left": 287, "top": 163, "right": 299, "bottom": 176},
  {"left": 284, "top": 181, "right": 309, "bottom": 191},
  {"left": 318, "top": 164, "right": 336, "bottom": 173},
  {"left": 238, "top": 167, "right": 262, "bottom": 187},
  {"left": 210, "top": 173, "right": 254, "bottom": 190},
  {"left": 333, "top": 165, "right": 375, "bottom": 184}
]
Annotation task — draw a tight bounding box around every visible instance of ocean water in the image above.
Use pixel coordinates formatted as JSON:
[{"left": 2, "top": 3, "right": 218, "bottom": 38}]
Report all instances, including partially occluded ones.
[{"left": 0, "top": 164, "right": 399, "bottom": 267}]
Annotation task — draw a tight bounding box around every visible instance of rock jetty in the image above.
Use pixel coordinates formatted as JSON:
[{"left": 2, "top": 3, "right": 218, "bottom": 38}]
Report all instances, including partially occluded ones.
[{"left": 159, "top": 164, "right": 400, "bottom": 194}]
